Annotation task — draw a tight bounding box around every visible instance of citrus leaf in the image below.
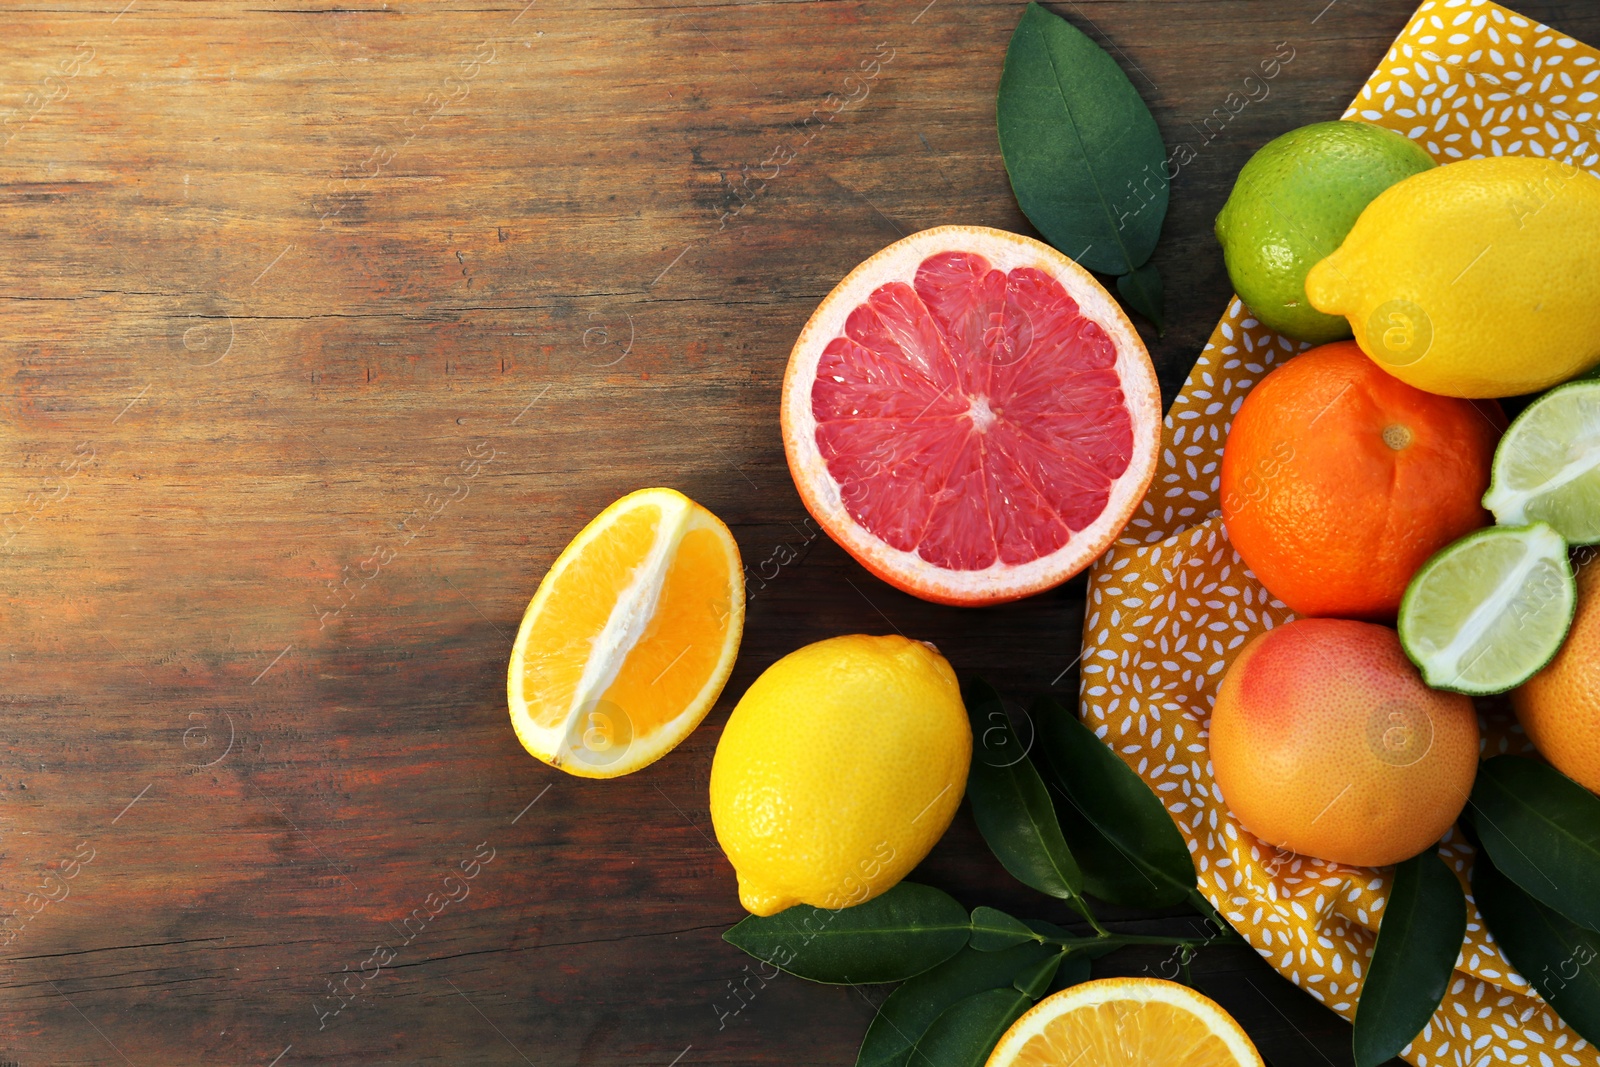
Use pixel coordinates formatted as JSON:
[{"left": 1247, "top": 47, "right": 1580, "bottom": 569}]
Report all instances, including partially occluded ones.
[
  {"left": 1116, "top": 261, "right": 1165, "bottom": 334},
  {"left": 964, "top": 679, "right": 1084, "bottom": 902},
  {"left": 1352, "top": 850, "right": 1466, "bottom": 1067},
  {"left": 1469, "top": 755, "right": 1600, "bottom": 931},
  {"left": 997, "top": 1, "right": 1168, "bottom": 279},
  {"left": 910, "top": 987, "right": 1031, "bottom": 1067},
  {"left": 1012, "top": 952, "right": 1063, "bottom": 998},
  {"left": 854, "top": 944, "right": 1054, "bottom": 1067},
  {"left": 1034, "top": 697, "right": 1194, "bottom": 909},
  {"left": 970, "top": 906, "right": 1041, "bottom": 952},
  {"left": 1473, "top": 851, "right": 1600, "bottom": 1045},
  {"left": 723, "top": 882, "right": 970, "bottom": 985}
]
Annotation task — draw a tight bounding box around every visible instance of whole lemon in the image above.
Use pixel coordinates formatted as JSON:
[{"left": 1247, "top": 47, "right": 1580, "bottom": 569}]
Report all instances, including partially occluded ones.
[
  {"left": 1514, "top": 557, "right": 1600, "bottom": 793},
  {"left": 1215, "top": 121, "right": 1435, "bottom": 343},
  {"left": 1306, "top": 156, "right": 1600, "bottom": 397},
  {"left": 709, "top": 634, "right": 970, "bottom": 916}
]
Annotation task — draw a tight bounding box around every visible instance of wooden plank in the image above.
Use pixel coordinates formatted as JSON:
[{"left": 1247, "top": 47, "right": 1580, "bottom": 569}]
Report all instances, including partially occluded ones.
[{"left": 1, "top": 1, "right": 1595, "bottom": 1063}]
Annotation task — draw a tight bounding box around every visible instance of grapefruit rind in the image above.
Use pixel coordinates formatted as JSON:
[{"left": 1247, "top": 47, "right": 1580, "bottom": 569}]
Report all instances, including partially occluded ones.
[
  {"left": 506, "top": 487, "right": 745, "bottom": 779},
  {"left": 984, "top": 978, "right": 1265, "bottom": 1067},
  {"left": 782, "top": 225, "right": 1162, "bottom": 606}
]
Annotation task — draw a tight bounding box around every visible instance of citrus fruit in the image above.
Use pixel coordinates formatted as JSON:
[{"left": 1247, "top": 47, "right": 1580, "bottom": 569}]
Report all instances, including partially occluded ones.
[
  {"left": 1214, "top": 120, "right": 1434, "bottom": 343},
  {"left": 506, "top": 487, "right": 743, "bottom": 779},
  {"left": 709, "top": 634, "right": 969, "bottom": 916},
  {"left": 1483, "top": 379, "right": 1600, "bottom": 545},
  {"left": 984, "top": 978, "right": 1264, "bottom": 1067},
  {"left": 1220, "top": 340, "right": 1499, "bottom": 620},
  {"left": 1306, "top": 156, "right": 1600, "bottom": 397},
  {"left": 1209, "top": 618, "right": 1479, "bottom": 868},
  {"left": 781, "top": 225, "right": 1161, "bottom": 606},
  {"left": 1398, "top": 522, "right": 1575, "bottom": 695},
  {"left": 1514, "top": 555, "right": 1600, "bottom": 792}
]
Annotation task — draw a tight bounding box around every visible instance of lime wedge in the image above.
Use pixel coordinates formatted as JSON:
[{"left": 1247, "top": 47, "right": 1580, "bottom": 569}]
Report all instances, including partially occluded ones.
[
  {"left": 1398, "top": 523, "right": 1575, "bottom": 695},
  {"left": 1482, "top": 380, "right": 1600, "bottom": 544}
]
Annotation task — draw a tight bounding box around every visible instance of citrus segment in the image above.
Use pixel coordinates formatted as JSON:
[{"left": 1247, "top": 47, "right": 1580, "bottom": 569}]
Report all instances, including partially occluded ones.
[
  {"left": 1483, "top": 380, "right": 1600, "bottom": 545},
  {"left": 507, "top": 488, "right": 743, "bottom": 779},
  {"left": 1398, "top": 522, "right": 1575, "bottom": 696},
  {"left": 985, "top": 978, "right": 1264, "bottom": 1067},
  {"left": 784, "top": 226, "right": 1161, "bottom": 605}
]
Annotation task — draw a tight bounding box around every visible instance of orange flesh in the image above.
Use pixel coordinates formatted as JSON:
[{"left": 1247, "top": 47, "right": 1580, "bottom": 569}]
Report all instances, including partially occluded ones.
[
  {"left": 1008, "top": 1000, "right": 1246, "bottom": 1066},
  {"left": 519, "top": 502, "right": 736, "bottom": 741},
  {"left": 597, "top": 525, "right": 735, "bottom": 732},
  {"left": 519, "top": 501, "right": 662, "bottom": 728}
]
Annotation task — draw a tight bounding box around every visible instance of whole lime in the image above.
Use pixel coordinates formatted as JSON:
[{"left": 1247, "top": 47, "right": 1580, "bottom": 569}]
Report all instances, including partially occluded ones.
[{"left": 1215, "top": 121, "right": 1434, "bottom": 343}]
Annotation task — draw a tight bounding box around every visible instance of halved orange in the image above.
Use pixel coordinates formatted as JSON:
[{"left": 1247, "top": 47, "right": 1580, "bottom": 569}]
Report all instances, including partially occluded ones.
[
  {"left": 985, "top": 978, "right": 1265, "bottom": 1067},
  {"left": 782, "top": 226, "right": 1162, "bottom": 606},
  {"left": 507, "top": 488, "right": 744, "bottom": 779}
]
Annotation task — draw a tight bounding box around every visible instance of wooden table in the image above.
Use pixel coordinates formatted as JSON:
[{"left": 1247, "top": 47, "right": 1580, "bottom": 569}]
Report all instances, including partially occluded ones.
[{"left": 3, "top": 1, "right": 1596, "bottom": 1063}]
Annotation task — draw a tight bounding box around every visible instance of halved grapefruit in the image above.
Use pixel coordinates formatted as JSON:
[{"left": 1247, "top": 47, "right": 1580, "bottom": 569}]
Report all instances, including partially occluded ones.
[{"left": 782, "top": 225, "right": 1162, "bottom": 605}]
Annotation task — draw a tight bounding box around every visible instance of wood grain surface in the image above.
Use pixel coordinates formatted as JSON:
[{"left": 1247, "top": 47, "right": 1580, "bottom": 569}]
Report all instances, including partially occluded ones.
[{"left": 2, "top": 1, "right": 1596, "bottom": 1064}]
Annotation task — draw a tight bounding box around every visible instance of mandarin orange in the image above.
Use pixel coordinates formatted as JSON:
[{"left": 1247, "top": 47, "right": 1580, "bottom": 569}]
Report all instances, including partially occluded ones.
[{"left": 1220, "top": 341, "right": 1499, "bottom": 620}]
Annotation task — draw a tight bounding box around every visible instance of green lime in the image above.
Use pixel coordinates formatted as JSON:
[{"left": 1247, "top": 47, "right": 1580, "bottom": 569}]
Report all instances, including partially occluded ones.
[
  {"left": 1483, "top": 380, "right": 1600, "bottom": 544},
  {"left": 1215, "top": 121, "right": 1435, "bottom": 343},
  {"left": 1398, "top": 523, "right": 1575, "bottom": 695}
]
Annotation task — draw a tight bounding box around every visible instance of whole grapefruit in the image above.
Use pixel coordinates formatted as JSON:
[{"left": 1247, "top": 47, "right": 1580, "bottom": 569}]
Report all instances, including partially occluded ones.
[
  {"left": 1513, "top": 556, "right": 1600, "bottom": 793},
  {"left": 1209, "top": 618, "right": 1480, "bottom": 868},
  {"left": 1220, "top": 341, "right": 1500, "bottom": 619}
]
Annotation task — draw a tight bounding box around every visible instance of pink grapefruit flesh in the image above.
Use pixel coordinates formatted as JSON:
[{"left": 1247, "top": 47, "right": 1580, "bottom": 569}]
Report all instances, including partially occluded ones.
[{"left": 783, "top": 226, "right": 1162, "bottom": 605}]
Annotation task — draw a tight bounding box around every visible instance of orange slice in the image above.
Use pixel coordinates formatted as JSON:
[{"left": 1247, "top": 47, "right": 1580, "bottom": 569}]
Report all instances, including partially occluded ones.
[
  {"left": 507, "top": 488, "right": 744, "bottom": 779},
  {"left": 985, "top": 978, "right": 1265, "bottom": 1067}
]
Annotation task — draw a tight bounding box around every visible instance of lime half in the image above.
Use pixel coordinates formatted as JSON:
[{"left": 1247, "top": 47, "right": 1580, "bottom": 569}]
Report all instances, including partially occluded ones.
[
  {"left": 1398, "top": 523, "right": 1575, "bottom": 695},
  {"left": 1483, "top": 380, "right": 1600, "bottom": 544}
]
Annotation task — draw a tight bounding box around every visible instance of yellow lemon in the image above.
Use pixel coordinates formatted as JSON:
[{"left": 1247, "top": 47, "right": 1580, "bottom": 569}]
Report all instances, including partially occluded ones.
[
  {"left": 1306, "top": 156, "right": 1600, "bottom": 398},
  {"left": 709, "top": 634, "right": 970, "bottom": 916}
]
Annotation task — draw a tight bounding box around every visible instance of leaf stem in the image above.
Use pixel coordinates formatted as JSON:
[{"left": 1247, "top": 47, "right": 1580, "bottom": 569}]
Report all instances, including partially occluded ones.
[
  {"left": 1070, "top": 896, "right": 1111, "bottom": 937},
  {"left": 1039, "top": 930, "right": 1244, "bottom": 952}
]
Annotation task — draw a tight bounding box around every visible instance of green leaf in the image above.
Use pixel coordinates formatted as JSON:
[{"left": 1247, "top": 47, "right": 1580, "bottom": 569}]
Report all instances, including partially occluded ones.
[
  {"left": 1469, "top": 755, "right": 1600, "bottom": 931},
  {"left": 1351, "top": 850, "right": 1466, "bottom": 1067},
  {"left": 964, "top": 679, "right": 1084, "bottom": 902},
  {"left": 854, "top": 944, "right": 1054, "bottom": 1067},
  {"left": 1116, "top": 262, "right": 1165, "bottom": 334},
  {"left": 723, "top": 882, "right": 970, "bottom": 985},
  {"left": 1012, "top": 952, "right": 1063, "bottom": 998},
  {"left": 911, "top": 987, "right": 1031, "bottom": 1067},
  {"left": 1034, "top": 697, "right": 1194, "bottom": 909},
  {"left": 997, "top": 1, "right": 1168, "bottom": 280},
  {"left": 970, "top": 906, "right": 1041, "bottom": 952},
  {"left": 1473, "top": 850, "right": 1600, "bottom": 1045}
]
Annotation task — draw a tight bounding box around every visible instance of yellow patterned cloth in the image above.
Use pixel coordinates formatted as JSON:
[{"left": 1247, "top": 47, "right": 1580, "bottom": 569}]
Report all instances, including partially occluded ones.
[{"left": 1080, "top": 3, "right": 1600, "bottom": 1065}]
